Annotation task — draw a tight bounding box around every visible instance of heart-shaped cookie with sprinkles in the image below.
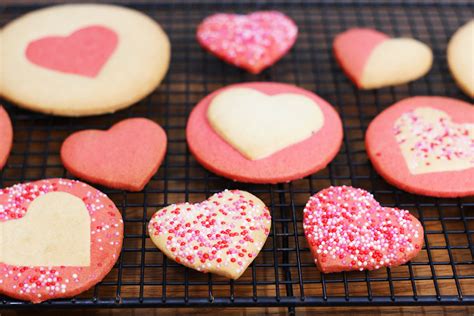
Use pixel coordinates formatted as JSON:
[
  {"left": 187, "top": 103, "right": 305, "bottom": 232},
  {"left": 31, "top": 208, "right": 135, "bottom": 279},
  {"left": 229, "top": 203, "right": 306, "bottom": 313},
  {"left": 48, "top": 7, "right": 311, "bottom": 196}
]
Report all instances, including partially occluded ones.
[
  {"left": 148, "top": 190, "right": 271, "bottom": 279},
  {"left": 197, "top": 11, "right": 298, "bottom": 74},
  {"left": 303, "top": 186, "right": 423, "bottom": 273},
  {"left": 0, "top": 179, "right": 123, "bottom": 303}
]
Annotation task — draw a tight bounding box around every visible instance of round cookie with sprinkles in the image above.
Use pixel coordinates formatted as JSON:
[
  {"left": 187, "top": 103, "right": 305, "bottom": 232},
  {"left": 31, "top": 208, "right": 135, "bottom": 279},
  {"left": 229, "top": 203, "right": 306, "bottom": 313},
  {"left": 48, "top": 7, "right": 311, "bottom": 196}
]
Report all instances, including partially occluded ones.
[
  {"left": 303, "top": 186, "right": 424, "bottom": 273},
  {"left": 0, "top": 178, "right": 123, "bottom": 303},
  {"left": 366, "top": 96, "right": 474, "bottom": 198},
  {"left": 197, "top": 11, "right": 297, "bottom": 74},
  {"left": 186, "top": 82, "right": 343, "bottom": 183},
  {"left": 148, "top": 190, "right": 271, "bottom": 279}
]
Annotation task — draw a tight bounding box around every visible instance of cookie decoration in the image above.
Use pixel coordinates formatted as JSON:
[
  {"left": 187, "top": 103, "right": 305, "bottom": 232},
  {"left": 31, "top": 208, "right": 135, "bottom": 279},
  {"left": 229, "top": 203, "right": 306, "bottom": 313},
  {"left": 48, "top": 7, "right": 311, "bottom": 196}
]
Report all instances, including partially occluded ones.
[
  {"left": 61, "top": 118, "right": 167, "bottom": 191},
  {"left": 1, "top": 4, "right": 170, "bottom": 116},
  {"left": 447, "top": 20, "right": 474, "bottom": 98},
  {"left": 366, "top": 96, "right": 474, "bottom": 197},
  {"left": 0, "top": 179, "right": 123, "bottom": 303},
  {"left": 303, "top": 186, "right": 424, "bottom": 273},
  {"left": 186, "top": 82, "right": 343, "bottom": 183},
  {"left": 197, "top": 11, "right": 297, "bottom": 74},
  {"left": 148, "top": 190, "right": 271, "bottom": 279},
  {"left": 333, "top": 28, "right": 432, "bottom": 89},
  {"left": 0, "top": 106, "right": 13, "bottom": 170}
]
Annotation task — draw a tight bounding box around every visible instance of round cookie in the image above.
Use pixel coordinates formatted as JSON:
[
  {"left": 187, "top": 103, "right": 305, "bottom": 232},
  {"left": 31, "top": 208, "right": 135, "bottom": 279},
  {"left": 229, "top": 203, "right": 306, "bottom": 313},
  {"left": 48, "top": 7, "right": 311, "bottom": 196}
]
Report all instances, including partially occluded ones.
[
  {"left": 186, "top": 82, "right": 343, "bottom": 183},
  {"left": 148, "top": 189, "right": 271, "bottom": 280},
  {"left": 366, "top": 96, "right": 474, "bottom": 198},
  {"left": 333, "top": 28, "right": 433, "bottom": 89},
  {"left": 61, "top": 118, "right": 167, "bottom": 191},
  {"left": 0, "top": 106, "right": 13, "bottom": 170},
  {"left": 197, "top": 11, "right": 298, "bottom": 74},
  {"left": 447, "top": 20, "right": 474, "bottom": 98},
  {"left": 1, "top": 4, "right": 170, "bottom": 116},
  {"left": 303, "top": 186, "right": 424, "bottom": 273},
  {"left": 0, "top": 178, "right": 123, "bottom": 303}
]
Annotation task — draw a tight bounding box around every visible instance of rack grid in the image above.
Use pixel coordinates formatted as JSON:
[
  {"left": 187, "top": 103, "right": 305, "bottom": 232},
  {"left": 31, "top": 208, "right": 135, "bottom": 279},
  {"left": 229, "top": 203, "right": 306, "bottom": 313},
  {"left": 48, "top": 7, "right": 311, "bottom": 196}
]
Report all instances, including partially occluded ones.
[{"left": 0, "top": 0, "right": 473, "bottom": 312}]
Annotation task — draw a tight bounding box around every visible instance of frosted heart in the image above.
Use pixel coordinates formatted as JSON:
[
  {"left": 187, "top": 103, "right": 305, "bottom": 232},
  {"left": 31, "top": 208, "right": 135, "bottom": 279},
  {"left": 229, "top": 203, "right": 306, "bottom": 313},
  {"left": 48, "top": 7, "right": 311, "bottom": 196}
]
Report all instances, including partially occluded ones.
[
  {"left": 334, "top": 28, "right": 433, "bottom": 89},
  {"left": 303, "top": 186, "right": 424, "bottom": 273},
  {"left": 394, "top": 107, "right": 474, "bottom": 175},
  {"left": 26, "top": 25, "right": 118, "bottom": 77},
  {"left": 207, "top": 88, "right": 324, "bottom": 160},
  {"left": 0, "top": 192, "right": 90, "bottom": 266},
  {"left": 197, "top": 11, "right": 298, "bottom": 74},
  {"left": 148, "top": 190, "right": 271, "bottom": 280}
]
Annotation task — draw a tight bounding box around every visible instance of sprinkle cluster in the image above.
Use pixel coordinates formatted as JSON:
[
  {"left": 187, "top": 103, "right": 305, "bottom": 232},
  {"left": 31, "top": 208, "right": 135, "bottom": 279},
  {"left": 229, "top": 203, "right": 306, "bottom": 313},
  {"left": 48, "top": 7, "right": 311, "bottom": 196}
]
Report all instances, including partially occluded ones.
[
  {"left": 197, "top": 11, "right": 297, "bottom": 72},
  {"left": 303, "top": 186, "right": 423, "bottom": 272},
  {"left": 394, "top": 107, "right": 474, "bottom": 169},
  {"left": 149, "top": 190, "right": 271, "bottom": 276},
  {"left": 0, "top": 179, "right": 123, "bottom": 302}
]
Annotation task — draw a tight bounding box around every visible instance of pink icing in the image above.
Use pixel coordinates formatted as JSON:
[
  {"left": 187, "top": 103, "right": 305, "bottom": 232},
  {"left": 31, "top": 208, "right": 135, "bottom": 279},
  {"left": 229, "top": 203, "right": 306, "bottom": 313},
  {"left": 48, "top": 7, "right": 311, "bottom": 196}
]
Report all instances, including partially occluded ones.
[{"left": 25, "top": 25, "right": 118, "bottom": 78}]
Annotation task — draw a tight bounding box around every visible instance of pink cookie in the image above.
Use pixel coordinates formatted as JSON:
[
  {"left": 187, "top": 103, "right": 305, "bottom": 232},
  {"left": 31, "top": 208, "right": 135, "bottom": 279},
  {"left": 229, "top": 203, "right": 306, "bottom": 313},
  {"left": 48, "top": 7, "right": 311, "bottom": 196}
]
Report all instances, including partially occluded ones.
[
  {"left": 303, "top": 186, "right": 424, "bottom": 273},
  {"left": 0, "top": 178, "right": 123, "bottom": 303},
  {"left": 333, "top": 28, "right": 432, "bottom": 89},
  {"left": 186, "top": 82, "right": 343, "bottom": 183},
  {"left": 196, "top": 11, "right": 298, "bottom": 74},
  {"left": 366, "top": 96, "right": 474, "bottom": 198},
  {"left": 0, "top": 106, "right": 13, "bottom": 170},
  {"left": 61, "top": 118, "right": 167, "bottom": 191}
]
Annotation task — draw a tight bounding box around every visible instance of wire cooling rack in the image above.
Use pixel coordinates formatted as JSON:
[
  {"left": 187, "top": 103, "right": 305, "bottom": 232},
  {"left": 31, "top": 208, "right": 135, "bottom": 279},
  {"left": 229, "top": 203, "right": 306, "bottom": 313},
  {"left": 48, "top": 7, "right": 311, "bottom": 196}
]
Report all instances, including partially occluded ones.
[{"left": 0, "top": 0, "right": 473, "bottom": 312}]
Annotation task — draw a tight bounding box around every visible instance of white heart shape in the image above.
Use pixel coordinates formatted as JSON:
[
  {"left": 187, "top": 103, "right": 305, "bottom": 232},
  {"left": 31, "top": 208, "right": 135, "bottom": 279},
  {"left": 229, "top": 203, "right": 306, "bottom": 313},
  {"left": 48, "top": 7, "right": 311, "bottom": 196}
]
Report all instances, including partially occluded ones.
[
  {"left": 394, "top": 107, "right": 474, "bottom": 175},
  {"left": 361, "top": 38, "right": 433, "bottom": 89},
  {"left": 207, "top": 88, "right": 324, "bottom": 160},
  {"left": 0, "top": 192, "right": 91, "bottom": 266}
]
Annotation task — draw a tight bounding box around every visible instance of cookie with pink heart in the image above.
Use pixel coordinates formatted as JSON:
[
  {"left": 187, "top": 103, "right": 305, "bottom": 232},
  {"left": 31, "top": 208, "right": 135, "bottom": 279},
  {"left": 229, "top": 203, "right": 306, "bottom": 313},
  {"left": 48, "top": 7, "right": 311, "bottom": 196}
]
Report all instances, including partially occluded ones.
[
  {"left": 303, "top": 186, "right": 424, "bottom": 273},
  {"left": 0, "top": 178, "right": 123, "bottom": 303},
  {"left": 148, "top": 190, "right": 271, "bottom": 279},
  {"left": 61, "top": 118, "right": 167, "bottom": 191},
  {"left": 333, "top": 28, "right": 433, "bottom": 89},
  {"left": 186, "top": 82, "right": 343, "bottom": 183},
  {"left": 0, "top": 106, "right": 13, "bottom": 170},
  {"left": 366, "top": 96, "right": 474, "bottom": 198},
  {"left": 1, "top": 4, "right": 170, "bottom": 116},
  {"left": 197, "top": 11, "right": 298, "bottom": 74}
]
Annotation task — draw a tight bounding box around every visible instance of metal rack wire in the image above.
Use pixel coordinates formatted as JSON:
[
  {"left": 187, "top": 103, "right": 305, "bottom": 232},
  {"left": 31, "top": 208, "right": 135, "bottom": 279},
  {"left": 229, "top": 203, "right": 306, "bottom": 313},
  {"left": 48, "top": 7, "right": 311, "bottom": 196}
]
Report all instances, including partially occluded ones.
[{"left": 0, "top": 0, "right": 473, "bottom": 311}]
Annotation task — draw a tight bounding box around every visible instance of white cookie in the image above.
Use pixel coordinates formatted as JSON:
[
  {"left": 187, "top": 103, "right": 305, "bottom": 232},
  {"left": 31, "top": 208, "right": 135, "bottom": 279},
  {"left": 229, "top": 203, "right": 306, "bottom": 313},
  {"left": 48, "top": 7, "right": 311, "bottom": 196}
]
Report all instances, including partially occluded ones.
[
  {"left": 148, "top": 190, "right": 271, "bottom": 280},
  {"left": 448, "top": 20, "right": 474, "bottom": 98},
  {"left": 0, "top": 4, "right": 170, "bottom": 116}
]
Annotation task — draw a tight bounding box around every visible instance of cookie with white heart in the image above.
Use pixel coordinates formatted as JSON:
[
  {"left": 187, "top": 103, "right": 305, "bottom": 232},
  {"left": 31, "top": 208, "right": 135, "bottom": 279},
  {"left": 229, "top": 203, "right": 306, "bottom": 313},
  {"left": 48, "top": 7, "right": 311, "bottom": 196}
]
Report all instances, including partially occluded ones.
[
  {"left": 1, "top": 4, "right": 170, "bottom": 116},
  {"left": 148, "top": 190, "right": 271, "bottom": 279},
  {"left": 333, "top": 28, "right": 432, "bottom": 89},
  {"left": 303, "top": 186, "right": 424, "bottom": 273},
  {"left": 0, "top": 178, "right": 123, "bottom": 303},
  {"left": 366, "top": 96, "right": 474, "bottom": 197},
  {"left": 197, "top": 11, "right": 298, "bottom": 74},
  {"left": 186, "top": 82, "right": 343, "bottom": 183},
  {"left": 448, "top": 20, "right": 474, "bottom": 98}
]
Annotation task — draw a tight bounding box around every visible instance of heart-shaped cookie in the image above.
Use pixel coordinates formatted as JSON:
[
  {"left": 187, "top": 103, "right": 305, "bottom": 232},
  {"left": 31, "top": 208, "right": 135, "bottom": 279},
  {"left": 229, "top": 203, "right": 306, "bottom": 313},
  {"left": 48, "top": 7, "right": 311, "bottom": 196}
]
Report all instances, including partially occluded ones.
[
  {"left": 148, "top": 190, "right": 271, "bottom": 279},
  {"left": 0, "top": 179, "right": 123, "bottom": 303},
  {"left": 26, "top": 25, "right": 118, "bottom": 78},
  {"left": 187, "top": 82, "right": 343, "bottom": 184},
  {"left": 366, "top": 96, "right": 474, "bottom": 197},
  {"left": 61, "top": 118, "right": 167, "bottom": 191},
  {"left": 303, "top": 186, "right": 424, "bottom": 273},
  {"left": 0, "top": 106, "right": 13, "bottom": 170},
  {"left": 207, "top": 87, "right": 324, "bottom": 160},
  {"left": 197, "top": 11, "right": 298, "bottom": 74},
  {"left": 333, "top": 28, "right": 432, "bottom": 89}
]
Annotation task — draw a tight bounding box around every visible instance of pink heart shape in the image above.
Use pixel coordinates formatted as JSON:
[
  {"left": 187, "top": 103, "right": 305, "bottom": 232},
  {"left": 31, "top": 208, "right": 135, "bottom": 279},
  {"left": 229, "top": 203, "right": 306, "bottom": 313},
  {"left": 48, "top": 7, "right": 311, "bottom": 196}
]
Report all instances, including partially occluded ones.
[
  {"left": 197, "top": 11, "right": 298, "bottom": 74},
  {"left": 303, "top": 186, "right": 424, "bottom": 273},
  {"left": 26, "top": 25, "right": 118, "bottom": 78},
  {"left": 61, "top": 118, "right": 167, "bottom": 191}
]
